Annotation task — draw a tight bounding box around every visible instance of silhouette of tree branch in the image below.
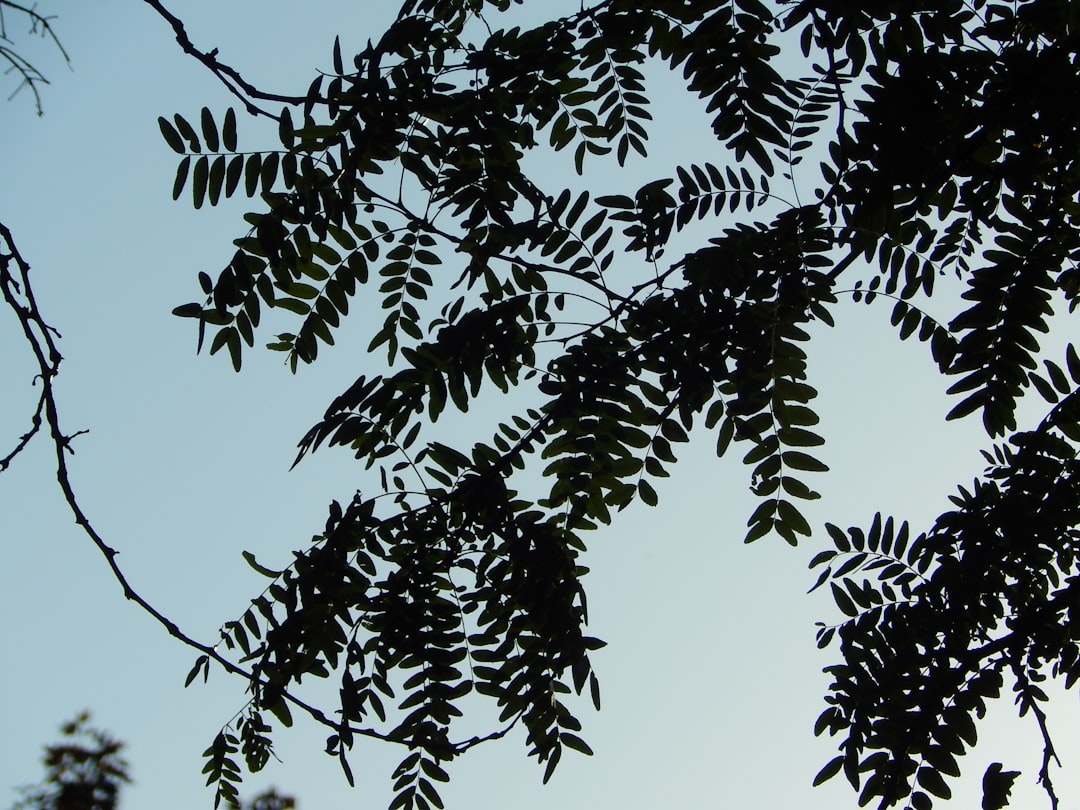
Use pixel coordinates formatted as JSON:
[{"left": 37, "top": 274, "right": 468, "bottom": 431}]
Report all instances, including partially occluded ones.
[
  {"left": 0, "top": 0, "right": 69, "bottom": 115},
  {"left": 139, "top": 0, "right": 303, "bottom": 119},
  {"left": 3, "top": 5, "right": 527, "bottom": 766},
  {"left": 3, "top": 225, "right": 521, "bottom": 760},
  {"left": 0, "top": 389, "right": 44, "bottom": 471},
  {"left": 1012, "top": 662, "right": 1061, "bottom": 810},
  {"left": 0, "top": 220, "right": 404, "bottom": 746}
]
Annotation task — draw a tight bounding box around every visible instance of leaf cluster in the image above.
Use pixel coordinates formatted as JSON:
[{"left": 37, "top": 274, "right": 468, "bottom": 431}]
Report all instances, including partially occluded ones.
[
  {"left": 153, "top": 0, "right": 1080, "bottom": 807},
  {"left": 811, "top": 354, "right": 1080, "bottom": 808}
]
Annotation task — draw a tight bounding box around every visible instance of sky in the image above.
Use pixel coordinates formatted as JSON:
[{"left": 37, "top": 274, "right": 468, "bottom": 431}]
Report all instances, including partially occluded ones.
[{"left": 2, "top": 3, "right": 1079, "bottom": 810}]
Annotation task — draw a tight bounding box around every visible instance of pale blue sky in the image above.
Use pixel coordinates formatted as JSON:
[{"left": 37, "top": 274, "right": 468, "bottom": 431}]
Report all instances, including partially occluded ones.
[{"left": 2, "top": 3, "right": 1077, "bottom": 809}]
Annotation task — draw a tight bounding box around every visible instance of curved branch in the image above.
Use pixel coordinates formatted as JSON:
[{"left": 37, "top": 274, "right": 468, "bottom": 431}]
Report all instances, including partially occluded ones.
[
  {"left": 139, "top": 0, "right": 305, "bottom": 119},
  {"left": 0, "top": 220, "right": 380, "bottom": 745}
]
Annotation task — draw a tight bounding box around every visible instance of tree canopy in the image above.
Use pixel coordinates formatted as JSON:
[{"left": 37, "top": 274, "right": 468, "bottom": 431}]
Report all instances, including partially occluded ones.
[{"left": 5, "top": 1, "right": 1080, "bottom": 810}]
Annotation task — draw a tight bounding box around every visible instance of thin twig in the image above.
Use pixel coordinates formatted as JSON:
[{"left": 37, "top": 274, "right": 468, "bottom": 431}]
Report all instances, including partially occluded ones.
[
  {"left": 1013, "top": 663, "right": 1061, "bottom": 810},
  {"left": 0, "top": 0, "right": 70, "bottom": 114},
  {"left": 0, "top": 374, "right": 45, "bottom": 471}
]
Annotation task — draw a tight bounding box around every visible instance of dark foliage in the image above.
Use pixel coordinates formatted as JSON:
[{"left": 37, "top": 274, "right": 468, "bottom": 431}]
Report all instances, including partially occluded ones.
[
  {"left": 6, "top": 1, "right": 1080, "bottom": 809},
  {"left": 157, "top": 1, "right": 1080, "bottom": 808}
]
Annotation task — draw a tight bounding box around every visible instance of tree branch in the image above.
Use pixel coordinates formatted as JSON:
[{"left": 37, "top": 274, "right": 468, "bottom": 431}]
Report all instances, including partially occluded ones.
[
  {"left": 0, "top": 0, "right": 70, "bottom": 114},
  {"left": 0, "top": 388, "right": 44, "bottom": 471},
  {"left": 0, "top": 223, "right": 344, "bottom": 732},
  {"left": 2, "top": 220, "right": 519, "bottom": 757},
  {"left": 139, "top": 0, "right": 304, "bottom": 119},
  {"left": 1013, "top": 662, "right": 1062, "bottom": 810}
]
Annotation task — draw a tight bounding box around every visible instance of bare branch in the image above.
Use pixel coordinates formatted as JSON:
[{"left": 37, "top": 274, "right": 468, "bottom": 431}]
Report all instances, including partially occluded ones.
[
  {"left": 0, "top": 1, "right": 70, "bottom": 114},
  {"left": 0, "top": 389, "right": 44, "bottom": 471},
  {"left": 139, "top": 0, "right": 305, "bottom": 119}
]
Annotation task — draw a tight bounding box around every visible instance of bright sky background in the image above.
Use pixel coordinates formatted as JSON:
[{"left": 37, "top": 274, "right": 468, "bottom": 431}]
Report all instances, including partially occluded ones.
[{"left": 2, "top": 3, "right": 1079, "bottom": 810}]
